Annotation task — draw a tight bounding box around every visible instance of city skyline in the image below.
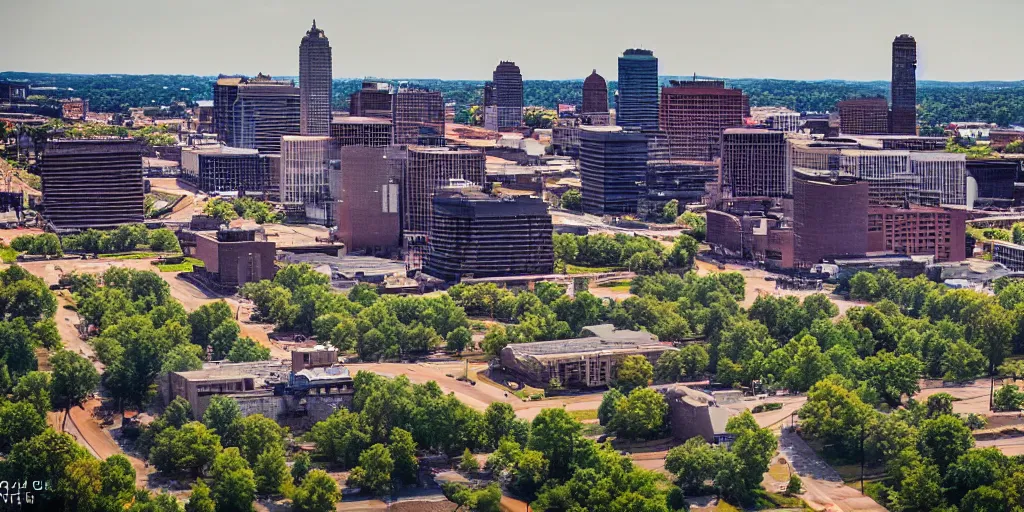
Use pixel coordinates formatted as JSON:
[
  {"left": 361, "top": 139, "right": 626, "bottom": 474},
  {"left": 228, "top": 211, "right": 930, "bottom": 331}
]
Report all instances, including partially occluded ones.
[{"left": 4, "top": 0, "right": 1024, "bottom": 82}]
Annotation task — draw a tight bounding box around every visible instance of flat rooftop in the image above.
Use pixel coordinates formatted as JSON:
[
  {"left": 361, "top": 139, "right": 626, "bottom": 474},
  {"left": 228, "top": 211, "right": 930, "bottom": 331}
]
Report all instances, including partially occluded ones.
[
  {"left": 506, "top": 324, "right": 668, "bottom": 360},
  {"left": 331, "top": 116, "right": 392, "bottom": 125},
  {"left": 279, "top": 253, "right": 407, "bottom": 278},
  {"left": 173, "top": 359, "right": 291, "bottom": 383}
]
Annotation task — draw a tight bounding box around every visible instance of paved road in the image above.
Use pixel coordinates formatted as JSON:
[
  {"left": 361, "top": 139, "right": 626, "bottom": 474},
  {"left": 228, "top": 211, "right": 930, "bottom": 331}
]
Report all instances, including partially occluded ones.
[{"left": 779, "top": 430, "right": 885, "bottom": 512}]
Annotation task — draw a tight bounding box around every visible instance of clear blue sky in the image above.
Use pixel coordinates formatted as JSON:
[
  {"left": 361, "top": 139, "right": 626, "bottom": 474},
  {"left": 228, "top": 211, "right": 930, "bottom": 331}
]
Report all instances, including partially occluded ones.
[{"left": 3, "top": 0, "right": 1022, "bottom": 82}]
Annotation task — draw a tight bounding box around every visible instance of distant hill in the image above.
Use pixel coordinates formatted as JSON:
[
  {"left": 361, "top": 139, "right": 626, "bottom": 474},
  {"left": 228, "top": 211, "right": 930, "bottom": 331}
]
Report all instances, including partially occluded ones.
[{"left": 4, "top": 71, "right": 1024, "bottom": 128}]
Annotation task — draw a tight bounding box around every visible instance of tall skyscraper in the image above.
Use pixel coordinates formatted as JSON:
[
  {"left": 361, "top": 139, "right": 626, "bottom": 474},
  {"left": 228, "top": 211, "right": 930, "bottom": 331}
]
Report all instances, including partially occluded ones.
[
  {"left": 492, "top": 61, "right": 523, "bottom": 131},
  {"left": 403, "top": 146, "right": 485, "bottom": 235},
  {"left": 890, "top": 34, "right": 917, "bottom": 135},
  {"left": 299, "top": 20, "right": 333, "bottom": 136},
  {"left": 229, "top": 75, "right": 301, "bottom": 153},
  {"left": 579, "top": 126, "right": 648, "bottom": 215},
  {"left": 582, "top": 70, "right": 609, "bottom": 115},
  {"left": 213, "top": 76, "right": 243, "bottom": 143},
  {"left": 659, "top": 80, "right": 744, "bottom": 160},
  {"left": 616, "top": 49, "right": 659, "bottom": 130}
]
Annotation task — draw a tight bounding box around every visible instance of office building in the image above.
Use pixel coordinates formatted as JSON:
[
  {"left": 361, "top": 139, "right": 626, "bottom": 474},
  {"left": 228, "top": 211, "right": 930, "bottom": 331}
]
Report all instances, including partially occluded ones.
[
  {"left": 213, "top": 75, "right": 244, "bottom": 143},
  {"left": 642, "top": 159, "right": 718, "bottom": 214},
  {"left": 280, "top": 135, "right": 339, "bottom": 225},
  {"left": 193, "top": 100, "right": 215, "bottom": 133},
  {"left": 839, "top": 149, "right": 919, "bottom": 206},
  {"left": 60, "top": 98, "right": 88, "bottom": 120},
  {"left": 582, "top": 70, "right": 609, "bottom": 115},
  {"left": 0, "top": 81, "right": 27, "bottom": 103},
  {"left": 194, "top": 228, "right": 277, "bottom": 289},
  {"left": 721, "top": 128, "right": 789, "bottom": 197},
  {"left": 180, "top": 145, "right": 268, "bottom": 194},
  {"left": 500, "top": 325, "right": 673, "bottom": 389},
  {"left": 838, "top": 98, "right": 890, "bottom": 135},
  {"left": 912, "top": 152, "right": 967, "bottom": 207},
  {"left": 967, "top": 159, "right": 1018, "bottom": 207},
  {"left": 41, "top": 139, "right": 145, "bottom": 231},
  {"left": 993, "top": 241, "right": 1024, "bottom": 272},
  {"left": 659, "top": 80, "right": 745, "bottom": 160},
  {"left": 403, "top": 146, "right": 485, "bottom": 235},
  {"left": 579, "top": 126, "right": 647, "bottom": 215},
  {"left": 335, "top": 146, "right": 405, "bottom": 255},
  {"left": 299, "top": 20, "right": 333, "bottom": 136},
  {"left": 792, "top": 173, "right": 869, "bottom": 267},
  {"left": 890, "top": 34, "right": 917, "bottom": 135},
  {"left": 867, "top": 205, "right": 967, "bottom": 262},
  {"left": 392, "top": 87, "right": 445, "bottom": 146},
  {"left": 229, "top": 74, "right": 301, "bottom": 153},
  {"left": 330, "top": 116, "right": 392, "bottom": 147},
  {"left": 492, "top": 61, "right": 524, "bottom": 131},
  {"left": 616, "top": 49, "right": 659, "bottom": 130},
  {"left": 750, "top": 107, "right": 800, "bottom": 132},
  {"left": 423, "top": 193, "right": 554, "bottom": 281},
  {"left": 349, "top": 81, "right": 393, "bottom": 118}
]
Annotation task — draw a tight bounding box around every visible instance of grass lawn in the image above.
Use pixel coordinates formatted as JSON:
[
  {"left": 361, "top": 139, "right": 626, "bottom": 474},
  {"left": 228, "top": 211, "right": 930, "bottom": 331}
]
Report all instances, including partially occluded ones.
[
  {"left": 99, "top": 251, "right": 160, "bottom": 260},
  {"left": 154, "top": 257, "right": 205, "bottom": 272},
  {"left": 568, "top": 409, "right": 598, "bottom": 422},
  {"left": 566, "top": 264, "right": 624, "bottom": 274}
]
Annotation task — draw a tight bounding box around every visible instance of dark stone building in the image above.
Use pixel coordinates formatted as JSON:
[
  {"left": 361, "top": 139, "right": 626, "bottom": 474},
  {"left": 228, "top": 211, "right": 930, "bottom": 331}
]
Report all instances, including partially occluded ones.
[
  {"left": 423, "top": 193, "right": 554, "bottom": 282},
  {"left": 838, "top": 97, "right": 890, "bottom": 135},
  {"left": 41, "top": 139, "right": 145, "bottom": 231},
  {"left": 720, "top": 128, "right": 788, "bottom": 198},
  {"left": 659, "top": 81, "right": 744, "bottom": 160},
  {"left": 213, "top": 76, "right": 243, "bottom": 143},
  {"left": 330, "top": 116, "right": 392, "bottom": 147},
  {"left": 616, "top": 49, "right": 659, "bottom": 130},
  {"left": 582, "top": 70, "right": 609, "bottom": 115},
  {"left": 792, "top": 173, "right": 869, "bottom": 267},
  {"left": 392, "top": 87, "right": 445, "bottom": 146},
  {"left": 349, "top": 81, "right": 393, "bottom": 119},
  {"left": 180, "top": 145, "right": 268, "bottom": 194},
  {"left": 194, "top": 228, "right": 277, "bottom": 289},
  {"left": 890, "top": 34, "right": 917, "bottom": 135},
  {"left": 642, "top": 159, "right": 717, "bottom": 215},
  {"left": 579, "top": 127, "right": 648, "bottom": 215},
  {"left": 492, "top": 61, "right": 524, "bottom": 131}
]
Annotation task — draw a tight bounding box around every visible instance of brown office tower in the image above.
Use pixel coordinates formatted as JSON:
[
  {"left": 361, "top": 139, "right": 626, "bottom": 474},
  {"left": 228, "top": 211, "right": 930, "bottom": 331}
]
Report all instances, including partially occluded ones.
[
  {"left": 229, "top": 74, "right": 301, "bottom": 153},
  {"left": 392, "top": 87, "right": 445, "bottom": 146},
  {"left": 792, "top": 173, "right": 869, "bottom": 267},
  {"left": 659, "top": 80, "right": 744, "bottom": 161},
  {"left": 579, "top": 126, "right": 647, "bottom": 215},
  {"left": 837, "top": 98, "right": 890, "bottom": 135},
  {"left": 350, "top": 81, "right": 393, "bottom": 118},
  {"left": 335, "top": 146, "right": 405, "bottom": 255},
  {"left": 492, "top": 61, "right": 524, "bottom": 130},
  {"left": 423, "top": 194, "right": 554, "bottom": 281},
  {"left": 331, "top": 116, "right": 393, "bottom": 147},
  {"left": 890, "top": 34, "right": 917, "bottom": 135},
  {"left": 403, "top": 146, "right": 485, "bottom": 235},
  {"left": 299, "top": 20, "right": 333, "bottom": 136},
  {"left": 213, "top": 75, "right": 243, "bottom": 143},
  {"left": 41, "top": 139, "right": 145, "bottom": 231},
  {"left": 721, "top": 129, "right": 789, "bottom": 197},
  {"left": 582, "top": 70, "right": 609, "bottom": 115}
]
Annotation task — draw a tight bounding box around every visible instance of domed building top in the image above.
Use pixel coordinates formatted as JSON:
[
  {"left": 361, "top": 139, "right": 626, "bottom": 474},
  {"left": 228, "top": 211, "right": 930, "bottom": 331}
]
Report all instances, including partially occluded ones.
[
  {"left": 303, "top": 19, "right": 327, "bottom": 41},
  {"left": 582, "top": 69, "right": 609, "bottom": 114}
]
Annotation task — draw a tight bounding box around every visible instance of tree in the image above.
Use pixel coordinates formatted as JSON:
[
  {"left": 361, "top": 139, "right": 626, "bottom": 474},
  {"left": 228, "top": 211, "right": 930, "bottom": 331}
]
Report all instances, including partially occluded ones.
[
  {"left": 615, "top": 354, "right": 653, "bottom": 393},
  {"left": 188, "top": 301, "right": 233, "bottom": 348},
  {"left": 862, "top": 351, "right": 923, "bottom": 407},
  {"left": 849, "top": 272, "right": 880, "bottom": 301},
  {"left": 50, "top": 349, "right": 100, "bottom": 431},
  {"left": 13, "top": 370, "right": 51, "bottom": 415},
  {"left": 891, "top": 462, "right": 945, "bottom": 512},
  {"left": 292, "top": 469, "right": 340, "bottom": 512},
  {"left": 919, "top": 414, "right": 975, "bottom": 472},
  {"left": 292, "top": 452, "right": 312, "bottom": 483},
  {"left": 348, "top": 443, "right": 393, "bottom": 497},
  {"left": 0, "top": 400, "right": 46, "bottom": 451},
  {"left": 445, "top": 326, "right": 472, "bottom": 354},
  {"left": 236, "top": 414, "right": 286, "bottom": 465},
  {"left": 668, "top": 234, "right": 699, "bottom": 268},
  {"left": 560, "top": 189, "right": 582, "bottom": 211},
  {"left": 726, "top": 411, "right": 777, "bottom": 494},
  {"left": 253, "top": 445, "right": 290, "bottom": 495},
  {"left": 389, "top": 427, "right": 419, "bottom": 485},
  {"left": 483, "top": 402, "right": 520, "bottom": 449},
  {"left": 666, "top": 436, "right": 718, "bottom": 493},
  {"left": 185, "top": 480, "right": 215, "bottom": 512},
  {"left": 460, "top": 447, "right": 480, "bottom": 472},
  {"left": 164, "top": 396, "right": 195, "bottom": 428},
  {"left": 598, "top": 388, "right": 624, "bottom": 426},
  {"left": 210, "top": 447, "right": 256, "bottom": 512},
  {"left": 527, "top": 408, "right": 581, "bottom": 477},
  {"left": 150, "top": 422, "right": 222, "bottom": 477},
  {"left": 226, "top": 337, "right": 270, "bottom": 363},
  {"left": 148, "top": 229, "right": 181, "bottom": 252},
  {"left": 208, "top": 321, "right": 240, "bottom": 360},
  {"left": 925, "top": 393, "right": 955, "bottom": 418},
  {"left": 626, "top": 250, "right": 664, "bottom": 275},
  {"left": 941, "top": 339, "right": 986, "bottom": 383},
  {"left": 943, "top": 448, "right": 1007, "bottom": 502},
  {"left": 786, "top": 474, "right": 803, "bottom": 495},
  {"left": 609, "top": 387, "right": 668, "bottom": 440},
  {"left": 203, "top": 395, "right": 241, "bottom": 445},
  {"left": 994, "top": 384, "right": 1024, "bottom": 411},
  {"left": 98, "top": 455, "right": 137, "bottom": 510},
  {"left": 161, "top": 343, "right": 205, "bottom": 373}
]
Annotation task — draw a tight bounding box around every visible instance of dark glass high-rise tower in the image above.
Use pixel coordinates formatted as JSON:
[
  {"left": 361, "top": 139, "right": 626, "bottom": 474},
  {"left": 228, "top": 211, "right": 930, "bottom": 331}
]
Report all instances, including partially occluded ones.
[
  {"left": 616, "top": 49, "right": 659, "bottom": 130},
  {"left": 299, "top": 20, "right": 333, "bottom": 136},
  {"left": 492, "top": 61, "right": 523, "bottom": 130},
  {"left": 890, "top": 34, "right": 917, "bottom": 135}
]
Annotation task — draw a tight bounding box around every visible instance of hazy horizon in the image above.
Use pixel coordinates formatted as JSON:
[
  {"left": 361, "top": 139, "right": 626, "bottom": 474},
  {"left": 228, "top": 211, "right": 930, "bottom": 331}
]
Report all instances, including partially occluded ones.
[{"left": 4, "top": 0, "right": 1024, "bottom": 82}]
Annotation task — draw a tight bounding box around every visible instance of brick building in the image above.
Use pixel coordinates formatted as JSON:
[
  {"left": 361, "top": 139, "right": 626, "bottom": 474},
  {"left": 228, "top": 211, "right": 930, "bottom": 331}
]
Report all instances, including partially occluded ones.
[
  {"left": 792, "top": 173, "right": 869, "bottom": 267},
  {"left": 867, "top": 205, "right": 967, "bottom": 262},
  {"left": 193, "top": 228, "right": 277, "bottom": 288},
  {"left": 60, "top": 98, "right": 88, "bottom": 120},
  {"left": 330, "top": 116, "right": 392, "bottom": 147},
  {"left": 349, "top": 81, "right": 393, "bottom": 118},
  {"left": 659, "top": 80, "right": 744, "bottom": 161},
  {"left": 392, "top": 87, "right": 445, "bottom": 146},
  {"left": 335, "top": 146, "right": 405, "bottom": 255},
  {"left": 720, "top": 128, "right": 789, "bottom": 198},
  {"left": 582, "top": 69, "right": 609, "bottom": 116}
]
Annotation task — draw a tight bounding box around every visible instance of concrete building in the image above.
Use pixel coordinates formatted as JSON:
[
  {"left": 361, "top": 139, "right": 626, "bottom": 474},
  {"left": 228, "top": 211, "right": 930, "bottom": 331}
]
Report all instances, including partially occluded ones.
[
  {"left": 193, "top": 227, "right": 277, "bottom": 289},
  {"left": 423, "top": 193, "right": 554, "bottom": 282},
  {"left": 659, "top": 80, "right": 745, "bottom": 161},
  {"left": 616, "top": 49, "right": 659, "bottom": 130},
  {"left": 349, "top": 81, "right": 393, "bottom": 119},
  {"left": 229, "top": 74, "right": 301, "bottom": 153},
  {"left": 0, "top": 81, "right": 27, "bottom": 103},
  {"left": 792, "top": 172, "right": 869, "bottom": 267},
  {"left": 280, "top": 135, "right": 339, "bottom": 225},
  {"left": 499, "top": 324, "right": 675, "bottom": 388},
  {"left": 660, "top": 385, "right": 736, "bottom": 444},
  {"left": 60, "top": 98, "right": 88, "bottom": 120},
  {"left": 721, "top": 128, "right": 789, "bottom": 198},
  {"left": 912, "top": 152, "right": 967, "bottom": 207},
  {"left": 890, "top": 34, "right": 918, "bottom": 135},
  {"left": 392, "top": 87, "right": 445, "bottom": 146},
  {"left": 403, "top": 146, "right": 485, "bottom": 236},
  {"left": 643, "top": 159, "right": 718, "bottom": 210},
  {"left": 750, "top": 106, "right": 800, "bottom": 132},
  {"left": 838, "top": 98, "right": 890, "bottom": 135},
  {"left": 993, "top": 241, "right": 1024, "bottom": 272},
  {"left": 867, "top": 205, "right": 967, "bottom": 262},
  {"left": 335, "top": 146, "right": 405, "bottom": 255},
  {"left": 299, "top": 20, "right": 333, "bottom": 136},
  {"left": 551, "top": 120, "right": 581, "bottom": 157},
  {"left": 492, "top": 61, "right": 524, "bottom": 131},
  {"left": 180, "top": 145, "right": 267, "bottom": 194},
  {"left": 579, "top": 126, "right": 647, "bottom": 215},
  {"left": 838, "top": 149, "right": 920, "bottom": 206},
  {"left": 330, "top": 116, "right": 392, "bottom": 147},
  {"left": 193, "top": 100, "right": 215, "bottom": 133},
  {"left": 41, "top": 139, "right": 145, "bottom": 231},
  {"left": 582, "top": 69, "right": 609, "bottom": 116}
]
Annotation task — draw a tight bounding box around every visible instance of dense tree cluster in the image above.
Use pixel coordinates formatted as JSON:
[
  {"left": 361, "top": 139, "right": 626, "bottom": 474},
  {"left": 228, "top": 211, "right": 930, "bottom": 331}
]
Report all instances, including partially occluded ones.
[
  {"left": 241, "top": 264, "right": 468, "bottom": 361},
  {"left": 60, "top": 224, "right": 181, "bottom": 254},
  {"left": 552, "top": 233, "right": 699, "bottom": 275},
  {"left": 10, "top": 233, "right": 62, "bottom": 256},
  {"left": 203, "top": 197, "right": 283, "bottom": 225}
]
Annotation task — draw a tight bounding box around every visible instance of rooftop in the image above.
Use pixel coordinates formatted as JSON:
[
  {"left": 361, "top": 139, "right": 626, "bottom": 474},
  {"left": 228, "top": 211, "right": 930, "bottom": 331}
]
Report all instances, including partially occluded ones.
[
  {"left": 505, "top": 324, "right": 669, "bottom": 361},
  {"left": 331, "top": 116, "right": 392, "bottom": 125},
  {"left": 172, "top": 359, "right": 291, "bottom": 384}
]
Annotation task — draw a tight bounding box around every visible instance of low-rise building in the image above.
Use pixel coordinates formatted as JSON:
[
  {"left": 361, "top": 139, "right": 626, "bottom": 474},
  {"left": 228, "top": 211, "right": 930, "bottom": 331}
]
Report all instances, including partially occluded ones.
[
  {"left": 867, "top": 205, "right": 967, "bottom": 262},
  {"left": 180, "top": 145, "right": 268, "bottom": 194},
  {"left": 499, "top": 325, "right": 675, "bottom": 388},
  {"left": 193, "top": 228, "right": 277, "bottom": 289},
  {"left": 330, "top": 116, "right": 392, "bottom": 147},
  {"left": 992, "top": 241, "right": 1024, "bottom": 272},
  {"left": 659, "top": 385, "right": 737, "bottom": 444}
]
